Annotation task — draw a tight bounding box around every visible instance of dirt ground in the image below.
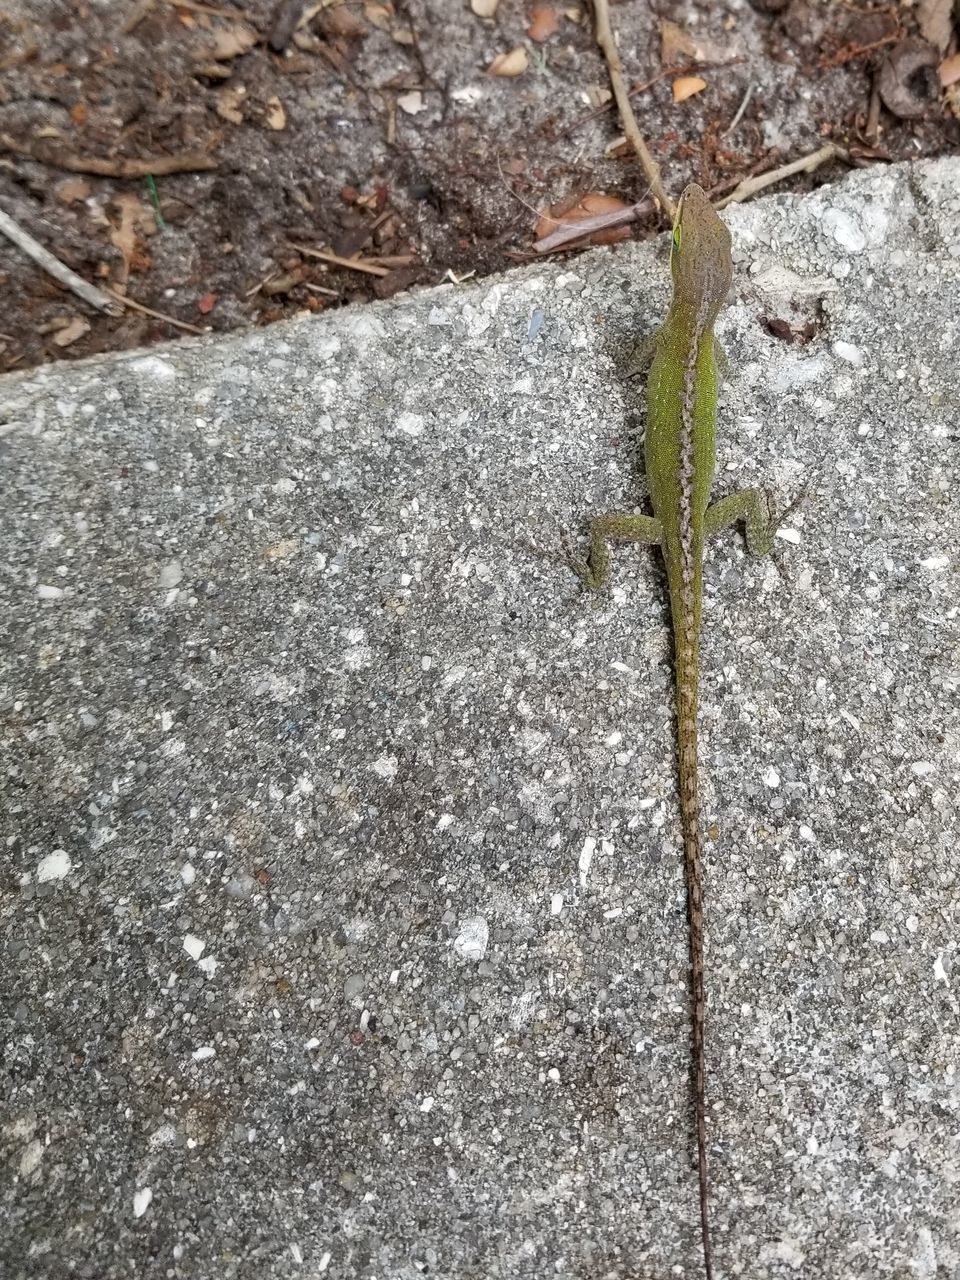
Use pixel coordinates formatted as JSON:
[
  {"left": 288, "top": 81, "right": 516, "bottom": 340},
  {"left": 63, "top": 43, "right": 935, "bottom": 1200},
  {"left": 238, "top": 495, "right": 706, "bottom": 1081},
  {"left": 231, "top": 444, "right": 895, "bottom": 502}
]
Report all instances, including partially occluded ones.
[{"left": 0, "top": 0, "right": 957, "bottom": 375}]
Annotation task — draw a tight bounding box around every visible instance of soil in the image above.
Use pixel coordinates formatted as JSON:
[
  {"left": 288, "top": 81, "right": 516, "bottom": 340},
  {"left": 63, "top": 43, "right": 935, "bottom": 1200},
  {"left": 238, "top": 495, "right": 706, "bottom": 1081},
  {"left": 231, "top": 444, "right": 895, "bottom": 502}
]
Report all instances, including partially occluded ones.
[{"left": 0, "top": 0, "right": 957, "bottom": 375}]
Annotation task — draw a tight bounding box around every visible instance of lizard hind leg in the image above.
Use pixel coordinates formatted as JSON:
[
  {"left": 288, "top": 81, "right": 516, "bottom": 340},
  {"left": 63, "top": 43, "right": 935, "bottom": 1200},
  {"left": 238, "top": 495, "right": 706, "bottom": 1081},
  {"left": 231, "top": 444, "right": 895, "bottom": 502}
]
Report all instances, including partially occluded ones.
[
  {"left": 566, "top": 512, "right": 663, "bottom": 591},
  {"left": 704, "top": 484, "right": 806, "bottom": 558}
]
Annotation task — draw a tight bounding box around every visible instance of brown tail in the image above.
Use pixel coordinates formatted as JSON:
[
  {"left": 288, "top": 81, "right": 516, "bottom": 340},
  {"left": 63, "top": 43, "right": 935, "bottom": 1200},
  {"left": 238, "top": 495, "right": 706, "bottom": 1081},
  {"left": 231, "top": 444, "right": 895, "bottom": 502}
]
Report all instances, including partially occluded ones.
[{"left": 675, "top": 636, "right": 713, "bottom": 1280}]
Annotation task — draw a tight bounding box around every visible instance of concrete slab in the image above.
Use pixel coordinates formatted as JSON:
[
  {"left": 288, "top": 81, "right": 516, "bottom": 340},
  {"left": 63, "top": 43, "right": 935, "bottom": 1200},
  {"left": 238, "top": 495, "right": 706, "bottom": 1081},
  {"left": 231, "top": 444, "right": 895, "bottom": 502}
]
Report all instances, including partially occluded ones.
[{"left": 2, "top": 158, "right": 958, "bottom": 1280}]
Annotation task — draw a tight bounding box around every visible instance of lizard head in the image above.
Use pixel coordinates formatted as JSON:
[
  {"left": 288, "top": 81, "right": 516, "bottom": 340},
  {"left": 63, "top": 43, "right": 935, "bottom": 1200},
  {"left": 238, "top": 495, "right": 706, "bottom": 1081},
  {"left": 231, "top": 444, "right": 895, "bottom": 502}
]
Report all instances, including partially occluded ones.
[{"left": 669, "top": 183, "right": 733, "bottom": 319}]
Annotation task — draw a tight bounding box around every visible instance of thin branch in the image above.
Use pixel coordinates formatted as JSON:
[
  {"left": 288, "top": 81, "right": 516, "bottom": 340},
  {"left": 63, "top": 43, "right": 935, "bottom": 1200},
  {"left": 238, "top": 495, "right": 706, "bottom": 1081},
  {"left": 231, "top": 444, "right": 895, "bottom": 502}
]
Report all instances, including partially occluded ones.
[
  {"left": 288, "top": 243, "right": 390, "bottom": 277},
  {"left": 717, "top": 143, "right": 846, "bottom": 207},
  {"left": 0, "top": 134, "right": 217, "bottom": 176},
  {"left": 0, "top": 206, "right": 123, "bottom": 315},
  {"left": 105, "top": 287, "right": 208, "bottom": 334},
  {"left": 724, "top": 82, "right": 755, "bottom": 136},
  {"left": 592, "top": 0, "right": 674, "bottom": 220}
]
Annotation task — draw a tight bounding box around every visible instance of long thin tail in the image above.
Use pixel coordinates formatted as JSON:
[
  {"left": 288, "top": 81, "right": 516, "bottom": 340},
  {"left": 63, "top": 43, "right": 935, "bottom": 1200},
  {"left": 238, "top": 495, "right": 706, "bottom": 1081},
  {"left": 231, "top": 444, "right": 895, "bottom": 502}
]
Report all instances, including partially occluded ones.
[{"left": 675, "top": 635, "right": 713, "bottom": 1280}]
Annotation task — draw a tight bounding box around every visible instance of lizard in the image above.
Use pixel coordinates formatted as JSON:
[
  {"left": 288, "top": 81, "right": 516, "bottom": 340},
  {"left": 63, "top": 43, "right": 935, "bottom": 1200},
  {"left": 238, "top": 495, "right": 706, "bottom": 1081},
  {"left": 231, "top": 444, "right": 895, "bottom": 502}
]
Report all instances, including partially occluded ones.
[{"left": 566, "top": 183, "right": 802, "bottom": 1279}]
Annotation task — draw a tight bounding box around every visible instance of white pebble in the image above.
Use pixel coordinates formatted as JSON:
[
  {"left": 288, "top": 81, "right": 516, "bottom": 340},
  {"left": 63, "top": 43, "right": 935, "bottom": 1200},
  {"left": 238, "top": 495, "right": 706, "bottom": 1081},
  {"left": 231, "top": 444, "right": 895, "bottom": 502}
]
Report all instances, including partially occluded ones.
[
  {"left": 183, "top": 934, "right": 205, "bottom": 960},
  {"left": 453, "top": 916, "right": 489, "bottom": 962},
  {"left": 133, "top": 1187, "right": 152, "bottom": 1218},
  {"left": 37, "top": 850, "right": 71, "bottom": 882}
]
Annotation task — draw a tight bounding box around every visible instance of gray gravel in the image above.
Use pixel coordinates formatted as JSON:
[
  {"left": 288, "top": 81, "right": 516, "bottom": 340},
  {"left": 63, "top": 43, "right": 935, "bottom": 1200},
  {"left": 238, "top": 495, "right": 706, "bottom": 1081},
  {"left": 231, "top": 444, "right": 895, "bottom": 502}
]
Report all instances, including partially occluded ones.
[{"left": 2, "top": 158, "right": 959, "bottom": 1280}]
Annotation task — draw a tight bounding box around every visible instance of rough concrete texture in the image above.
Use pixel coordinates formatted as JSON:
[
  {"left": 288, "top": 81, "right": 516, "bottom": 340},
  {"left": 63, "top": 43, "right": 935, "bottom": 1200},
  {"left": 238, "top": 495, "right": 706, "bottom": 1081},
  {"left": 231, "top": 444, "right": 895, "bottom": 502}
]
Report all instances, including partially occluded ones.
[{"left": 2, "top": 158, "right": 959, "bottom": 1280}]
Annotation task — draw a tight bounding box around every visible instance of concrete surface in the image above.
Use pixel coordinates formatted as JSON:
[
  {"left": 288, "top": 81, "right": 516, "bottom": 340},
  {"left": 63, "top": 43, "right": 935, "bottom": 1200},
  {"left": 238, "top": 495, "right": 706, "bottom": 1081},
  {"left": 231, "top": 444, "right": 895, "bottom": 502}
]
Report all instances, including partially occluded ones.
[{"left": 2, "top": 158, "right": 959, "bottom": 1280}]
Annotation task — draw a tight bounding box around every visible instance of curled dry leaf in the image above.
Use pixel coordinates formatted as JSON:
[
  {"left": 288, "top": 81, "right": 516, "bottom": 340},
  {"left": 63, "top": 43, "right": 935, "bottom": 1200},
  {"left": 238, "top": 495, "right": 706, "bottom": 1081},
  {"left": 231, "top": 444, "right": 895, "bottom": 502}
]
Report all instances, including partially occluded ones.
[
  {"left": 471, "top": 0, "right": 499, "bottom": 15},
  {"left": 535, "top": 192, "right": 632, "bottom": 247},
  {"left": 527, "top": 6, "right": 560, "bottom": 41},
  {"left": 487, "top": 46, "right": 529, "bottom": 77},
  {"left": 673, "top": 74, "right": 707, "bottom": 102},
  {"left": 877, "top": 38, "right": 940, "bottom": 119}
]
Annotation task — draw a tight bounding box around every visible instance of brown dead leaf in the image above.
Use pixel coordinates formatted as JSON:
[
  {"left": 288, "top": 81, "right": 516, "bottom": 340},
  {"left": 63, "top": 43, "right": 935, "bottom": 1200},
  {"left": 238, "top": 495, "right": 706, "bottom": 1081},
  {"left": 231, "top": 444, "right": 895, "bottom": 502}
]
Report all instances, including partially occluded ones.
[
  {"left": 527, "top": 6, "right": 559, "bottom": 41},
  {"left": 471, "top": 0, "right": 499, "bottom": 14},
  {"left": 487, "top": 46, "right": 529, "bottom": 76},
  {"left": 55, "top": 176, "right": 91, "bottom": 203},
  {"left": 204, "top": 21, "right": 258, "bottom": 61},
  {"left": 939, "top": 52, "right": 960, "bottom": 86},
  {"left": 197, "top": 292, "right": 217, "bottom": 315},
  {"left": 917, "top": 0, "right": 953, "bottom": 53},
  {"left": 109, "top": 192, "right": 146, "bottom": 286},
  {"left": 70, "top": 102, "right": 88, "bottom": 127},
  {"left": 265, "top": 95, "right": 286, "bottom": 129},
  {"left": 673, "top": 74, "right": 707, "bottom": 102},
  {"left": 535, "top": 192, "right": 631, "bottom": 247},
  {"left": 216, "top": 84, "right": 246, "bottom": 123},
  {"left": 52, "top": 316, "right": 90, "bottom": 347}
]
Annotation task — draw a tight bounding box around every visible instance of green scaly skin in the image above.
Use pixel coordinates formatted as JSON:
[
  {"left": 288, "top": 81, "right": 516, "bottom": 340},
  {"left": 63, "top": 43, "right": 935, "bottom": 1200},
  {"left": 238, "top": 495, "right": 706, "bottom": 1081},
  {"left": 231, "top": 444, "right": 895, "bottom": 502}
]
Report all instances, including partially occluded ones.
[{"left": 570, "top": 184, "right": 799, "bottom": 1280}]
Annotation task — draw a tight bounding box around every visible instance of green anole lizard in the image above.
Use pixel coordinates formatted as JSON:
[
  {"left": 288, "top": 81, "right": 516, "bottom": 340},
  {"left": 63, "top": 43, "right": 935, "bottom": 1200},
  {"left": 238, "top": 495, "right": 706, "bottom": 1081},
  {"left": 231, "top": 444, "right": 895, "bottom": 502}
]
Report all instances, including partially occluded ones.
[{"left": 568, "top": 183, "right": 801, "bottom": 1280}]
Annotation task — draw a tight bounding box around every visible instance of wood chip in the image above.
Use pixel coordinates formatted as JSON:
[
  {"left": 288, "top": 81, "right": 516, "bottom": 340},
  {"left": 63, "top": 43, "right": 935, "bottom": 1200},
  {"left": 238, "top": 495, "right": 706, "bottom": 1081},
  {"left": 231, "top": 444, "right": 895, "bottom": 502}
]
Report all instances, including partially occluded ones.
[
  {"left": 52, "top": 316, "right": 91, "bottom": 347},
  {"left": 55, "top": 177, "right": 91, "bottom": 203},
  {"left": 939, "top": 53, "right": 960, "bottom": 87},
  {"left": 487, "top": 46, "right": 529, "bottom": 77},
  {"left": 527, "top": 6, "right": 559, "bottom": 41},
  {"left": 203, "top": 21, "right": 258, "bottom": 60},
  {"left": 216, "top": 85, "right": 246, "bottom": 123},
  {"left": 672, "top": 74, "right": 707, "bottom": 102},
  {"left": 471, "top": 0, "right": 499, "bottom": 14},
  {"left": 265, "top": 95, "right": 286, "bottom": 129}
]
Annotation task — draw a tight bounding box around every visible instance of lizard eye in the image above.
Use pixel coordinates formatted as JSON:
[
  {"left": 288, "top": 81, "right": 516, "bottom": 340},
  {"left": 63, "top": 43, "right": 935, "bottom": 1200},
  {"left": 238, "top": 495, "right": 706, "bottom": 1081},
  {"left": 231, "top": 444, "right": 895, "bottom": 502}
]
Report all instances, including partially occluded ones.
[{"left": 671, "top": 222, "right": 682, "bottom": 260}]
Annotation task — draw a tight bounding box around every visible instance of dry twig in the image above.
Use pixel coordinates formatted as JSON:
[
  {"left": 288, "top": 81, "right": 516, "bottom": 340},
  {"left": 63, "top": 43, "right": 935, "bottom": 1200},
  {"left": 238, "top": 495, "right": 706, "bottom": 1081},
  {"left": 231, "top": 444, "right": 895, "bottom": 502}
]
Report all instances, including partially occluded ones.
[
  {"left": 288, "top": 244, "right": 390, "bottom": 277},
  {"left": 592, "top": 0, "right": 674, "bottom": 220},
  {"left": 717, "top": 143, "right": 846, "bottom": 207},
  {"left": 0, "top": 134, "right": 217, "bottom": 176},
  {"left": 0, "top": 206, "right": 123, "bottom": 315},
  {"left": 105, "top": 287, "right": 208, "bottom": 334}
]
